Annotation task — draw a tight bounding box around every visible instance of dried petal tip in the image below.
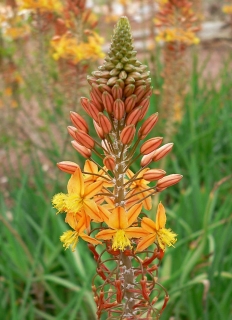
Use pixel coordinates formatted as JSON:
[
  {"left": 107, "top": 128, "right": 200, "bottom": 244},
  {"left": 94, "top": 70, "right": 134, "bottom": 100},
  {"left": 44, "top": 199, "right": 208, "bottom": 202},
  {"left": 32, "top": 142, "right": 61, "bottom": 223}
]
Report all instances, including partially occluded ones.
[
  {"left": 57, "top": 161, "right": 79, "bottom": 174},
  {"left": 156, "top": 174, "right": 183, "bottom": 191}
]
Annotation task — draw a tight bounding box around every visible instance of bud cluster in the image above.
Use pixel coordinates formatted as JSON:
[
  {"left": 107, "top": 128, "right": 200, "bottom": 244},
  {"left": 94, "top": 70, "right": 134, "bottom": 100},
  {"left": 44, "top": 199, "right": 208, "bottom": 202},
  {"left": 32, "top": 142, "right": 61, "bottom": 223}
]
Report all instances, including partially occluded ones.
[{"left": 52, "top": 17, "right": 182, "bottom": 319}]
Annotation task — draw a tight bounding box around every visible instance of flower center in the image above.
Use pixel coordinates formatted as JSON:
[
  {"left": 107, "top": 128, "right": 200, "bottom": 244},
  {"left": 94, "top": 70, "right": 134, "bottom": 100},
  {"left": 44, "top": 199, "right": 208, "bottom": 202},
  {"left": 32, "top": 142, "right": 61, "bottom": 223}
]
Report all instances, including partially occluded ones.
[{"left": 112, "top": 230, "right": 132, "bottom": 251}]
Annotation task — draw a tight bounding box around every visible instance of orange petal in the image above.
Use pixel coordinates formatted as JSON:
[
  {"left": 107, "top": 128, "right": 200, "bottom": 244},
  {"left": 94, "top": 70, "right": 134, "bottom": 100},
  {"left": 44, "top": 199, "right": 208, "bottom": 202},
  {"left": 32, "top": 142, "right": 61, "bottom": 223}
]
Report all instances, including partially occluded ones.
[
  {"left": 108, "top": 207, "right": 128, "bottom": 230},
  {"left": 67, "top": 166, "right": 84, "bottom": 196},
  {"left": 104, "top": 196, "right": 115, "bottom": 209},
  {"left": 84, "top": 180, "right": 104, "bottom": 199},
  {"left": 83, "top": 199, "right": 103, "bottom": 222},
  {"left": 136, "top": 234, "right": 156, "bottom": 252},
  {"left": 97, "top": 205, "right": 111, "bottom": 222},
  {"left": 127, "top": 203, "right": 142, "bottom": 226},
  {"left": 141, "top": 217, "right": 157, "bottom": 233},
  {"left": 95, "top": 229, "right": 116, "bottom": 240},
  {"left": 84, "top": 159, "right": 98, "bottom": 174},
  {"left": 126, "top": 169, "right": 134, "bottom": 179},
  {"left": 138, "top": 191, "right": 152, "bottom": 210},
  {"left": 80, "top": 233, "right": 102, "bottom": 245},
  {"left": 65, "top": 211, "right": 83, "bottom": 229},
  {"left": 156, "top": 202, "right": 166, "bottom": 229},
  {"left": 76, "top": 213, "right": 91, "bottom": 233},
  {"left": 125, "top": 227, "right": 149, "bottom": 239}
]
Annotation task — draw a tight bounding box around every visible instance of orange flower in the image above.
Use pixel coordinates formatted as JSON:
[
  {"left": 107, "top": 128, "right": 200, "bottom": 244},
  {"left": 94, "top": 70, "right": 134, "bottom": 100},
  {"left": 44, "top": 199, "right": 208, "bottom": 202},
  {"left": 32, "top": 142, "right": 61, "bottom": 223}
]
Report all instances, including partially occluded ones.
[
  {"left": 95, "top": 204, "right": 148, "bottom": 251},
  {"left": 137, "top": 202, "right": 177, "bottom": 251}
]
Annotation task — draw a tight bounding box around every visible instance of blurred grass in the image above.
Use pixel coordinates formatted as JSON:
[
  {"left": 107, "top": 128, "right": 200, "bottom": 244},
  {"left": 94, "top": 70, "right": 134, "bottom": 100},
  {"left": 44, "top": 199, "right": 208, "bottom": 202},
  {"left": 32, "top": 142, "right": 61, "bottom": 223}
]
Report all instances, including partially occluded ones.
[{"left": 1, "top": 49, "right": 232, "bottom": 320}]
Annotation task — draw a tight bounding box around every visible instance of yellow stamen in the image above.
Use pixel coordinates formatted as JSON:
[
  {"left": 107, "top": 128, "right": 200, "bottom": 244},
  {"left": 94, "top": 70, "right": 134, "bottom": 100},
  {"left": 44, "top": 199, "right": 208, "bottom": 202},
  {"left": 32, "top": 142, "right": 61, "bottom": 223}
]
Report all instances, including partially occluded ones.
[
  {"left": 60, "top": 230, "right": 79, "bottom": 252},
  {"left": 112, "top": 230, "right": 132, "bottom": 251}
]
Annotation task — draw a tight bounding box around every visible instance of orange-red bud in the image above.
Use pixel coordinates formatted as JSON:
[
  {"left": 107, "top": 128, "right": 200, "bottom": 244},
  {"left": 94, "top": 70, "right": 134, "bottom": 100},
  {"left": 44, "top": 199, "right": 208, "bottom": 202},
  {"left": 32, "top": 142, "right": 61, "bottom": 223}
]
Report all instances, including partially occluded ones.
[
  {"left": 70, "top": 111, "right": 89, "bottom": 133},
  {"left": 71, "top": 140, "right": 91, "bottom": 158},
  {"left": 138, "top": 113, "right": 159, "bottom": 139},
  {"left": 152, "top": 143, "right": 173, "bottom": 161},
  {"left": 103, "top": 155, "right": 116, "bottom": 171},
  {"left": 112, "top": 84, "right": 123, "bottom": 100},
  {"left": 90, "top": 92, "right": 103, "bottom": 111},
  {"left": 120, "top": 125, "right": 136, "bottom": 145},
  {"left": 113, "top": 99, "right": 125, "bottom": 120},
  {"left": 156, "top": 174, "right": 183, "bottom": 191},
  {"left": 125, "top": 94, "right": 137, "bottom": 113},
  {"left": 140, "top": 137, "right": 163, "bottom": 155},
  {"left": 126, "top": 106, "right": 142, "bottom": 125},
  {"left": 93, "top": 120, "right": 105, "bottom": 139},
  {"left": 140, "top": 152, "right": 154, "bottom": 167},
  {"left": 67, "top": 126, "right": 77, "bottom": 139},
  {"left": 124, "top": 84, "right": 135, "bottom": 97},
  {"left": 98, "top": 113, "right": 112, "bottom": 135},
  {"left": 75, "top": 130, "right": 95, "bottom": 149},
  {"left": 143, "top": 169, "right": 166, "bottom": 181},
  {"left": 57, "top": 161, "right": 79, "bottom": 174},
  {"left": 102, "top": 91, "right": 114, "bottom": 114}
]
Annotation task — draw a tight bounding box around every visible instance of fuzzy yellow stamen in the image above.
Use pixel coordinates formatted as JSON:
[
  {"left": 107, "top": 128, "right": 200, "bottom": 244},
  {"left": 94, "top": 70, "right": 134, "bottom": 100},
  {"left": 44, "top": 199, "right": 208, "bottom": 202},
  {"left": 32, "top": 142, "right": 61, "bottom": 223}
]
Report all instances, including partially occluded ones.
[
  {"left": 60, "top": 230, "right": 79, "bottom": 252},
  {"left": 112, "top": 230, "right": 132, "bottom": 251},
  {"left": 52, "top": 193, "right": 67, "bottom": 213}
]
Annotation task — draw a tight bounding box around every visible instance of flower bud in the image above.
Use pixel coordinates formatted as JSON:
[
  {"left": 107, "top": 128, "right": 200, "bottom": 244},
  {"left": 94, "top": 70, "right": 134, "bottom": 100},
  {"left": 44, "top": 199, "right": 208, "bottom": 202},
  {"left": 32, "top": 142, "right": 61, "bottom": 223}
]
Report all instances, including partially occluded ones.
[
  {"left": 98, "top": 84, "right": 112, "bottom": 94},
  {"left": 112, "top": 84, "right": 123, "bottom": 100},
  {"left": 140, "top": 152, "right": 154, "bottom": 167},
  {"left": 152, "top": 143, "right": 173, "bottom": 162},
  {"left": 57, "top": 161, "right": 79, "bottom": 174},
  {"left": 126, "top": 106, "right": 142, "bottom": 125},
  {"left": 90, "top": 92, "right": 103, "bottom": 111},
  {"left": 134, "top": 85, "right": 146, "bottom": 102},
  {"left": 98, "top": 113, "right": 112, "bottom": 135},
  {"left": 102, "top": 91, "right": 114, "bottom": 114},
  {"left": 140, "top": 137, "right": 163, "bottom": 155},
  {"left": 70, "top": 112, "right": 89, "bottom": 133},
  {"left": 156, "top": 174, "right": 183, "bottom": 191},
  {"left": 138, "top": 113, "right": 159, "bottom": 139},
  {"left": 120, "top": 125, "right": 136, "bottom": 145},
  {"left": 75, "top": 130, "right": 95, "bottom": 149},
  {"left": 125, "top": 94, "right": 137, "bottom": 113},
  {"left": 103, "top": 156, "right": 116, "bottom": 171},
  {"left": 113, "top": 99, "right": 125, "bottom": 120},
  {"left": 143, "top": 169, "right": 166, "bottom": 181},
  {"left": 124, "top": 84, "right": 135, "bottom": 97},
  {"left": 71, "top": 141, "right": 91, "bottom": 158},
  {"left": 93, "top": 120, "right": 105, "bottom": 139},
  {"left": 67, "top": 126, "right": 77, "bottom": 139}
]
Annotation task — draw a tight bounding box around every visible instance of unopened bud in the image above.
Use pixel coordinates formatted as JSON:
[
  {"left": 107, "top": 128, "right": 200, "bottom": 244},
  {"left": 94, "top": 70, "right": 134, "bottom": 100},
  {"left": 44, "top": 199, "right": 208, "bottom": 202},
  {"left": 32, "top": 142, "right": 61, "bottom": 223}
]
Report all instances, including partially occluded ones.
[
  {"left": 134, "top": 85, "right": 146, "bottom": 102},
  {"left": 112, "top": 84, "right": 123, "bottom": 100},
  {"left": 138, "top": 113, "right": 159, "bottom": 139},
  {"left": 90, "top": 92, "right": 103, "bottom": 111},
  {"left": 70, "top": 112, "right": 89, "bottom": 133},
  {"left": 67, "top": 126, "right": 77, "bottom": 139},
  {"left": 126, "top": 106, "right": 142, "bottom": 125},
  {"left": 156, "top": 174, "right": 183, "bottom": 191},
  {"left": 71, "top": 141, "right": 91, "bottom": 158},
  {"left": 98, "top": 113, "right": 112, "bottom": 135},
  {"left": 140, "top": 137, "right": 163, "bottom": 155},
  {"left": 113, "top": 99, "right": 125, "bottom": 120},
  {"left": 143, "top": 169, "right": 166, "bottom": 181},
  {"left": 75, "top": 130, "right": 95, "bottom": 149},
  {"left": 120, "top": 125, "right": 136, "bottom": 145},
  {"left": 125, "top": 95, "right": 137, "bottom": 113},
  {"left": 94, "top": 120, "right": 105, "bottom": 139},
  {"left": 140, "top": 152, "right": 154, "bottom": 167},
  {"left": 101, "top": 139, "right": 111, "bottom": 155},
  {"left": 103, "top": 156, "right": 116, "bottom": 171},
  {"left": 102, "top": 91, "right": 114, "bottom": 114},
  {"left": 98, "top": 84, "right": 112, "bottom": 94},
  {"left": 124, "top": 84, "right": 135, "bottom": 97},
  {"left": 152, "top": 143, "right": 173, "bottom": 162},
  {"left": 57, "top": 161, "right": 79, "bottom": 174}
]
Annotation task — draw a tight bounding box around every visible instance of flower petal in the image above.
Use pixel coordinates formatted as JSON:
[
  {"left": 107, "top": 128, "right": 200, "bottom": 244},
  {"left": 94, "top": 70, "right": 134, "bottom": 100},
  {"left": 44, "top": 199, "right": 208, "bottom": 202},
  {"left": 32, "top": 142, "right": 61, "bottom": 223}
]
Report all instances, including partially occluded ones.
[
  {"left": 95, "top": 229, "right": 116, "bottom": 240},
  {"left": 125, "top": 227, "right": 149, "bottom": 239},
  {"left": 84, "top": 159, "right": 98, "bottom": 174},
  {"left": 83, "top": 199, "right": 103, "bottom": 222},
  {"left": 84, "top": 180, "right": 104, "bottom": 199},
  {"left": 141, "top": 217, "right": 157, "bottom": 233},
  {"left": 80, "top": 233, "right": 102, "bottom": 245},
  {"left": 108, "top": 206, "right": 128, "bottom": 230},
  {"left": 127, "top": 203, "right": 142, "bottom": 226},
  {"left": 156, "top": 202, "right": 166, "bottom": 229},
  {"left": 136, "top": 234, "right": 156, "bottom": 252},
  {"left": 67, "top": 166, "right": 84, "bottom": 196},
  {"left": 97, "top": 205, "right": 111, "bottom": 222}
]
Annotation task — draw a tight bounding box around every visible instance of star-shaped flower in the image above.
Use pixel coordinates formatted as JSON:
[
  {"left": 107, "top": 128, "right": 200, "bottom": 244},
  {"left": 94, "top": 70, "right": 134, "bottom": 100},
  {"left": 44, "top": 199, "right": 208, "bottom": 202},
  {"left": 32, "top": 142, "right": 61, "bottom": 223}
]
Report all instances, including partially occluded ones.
[{"left": 137, "top": 202, "right": 177, "bottom": 251}]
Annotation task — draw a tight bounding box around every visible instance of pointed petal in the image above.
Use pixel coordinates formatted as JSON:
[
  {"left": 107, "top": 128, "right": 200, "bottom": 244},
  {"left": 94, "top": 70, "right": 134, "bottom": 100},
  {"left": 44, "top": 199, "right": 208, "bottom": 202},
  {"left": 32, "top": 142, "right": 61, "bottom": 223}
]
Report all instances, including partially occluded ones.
[
  {"left": 84, "top": 180, "right": 104, "bottom": 199},
  {"left": 138, "top": 191, "right": 152, "bottom": 210},
  {"left": 125, "top": 227, "right": 149, "bottom": 239},
  {"left": 104, "top": 196, "right": 115, "bottom": 209},
  {"left": 95, "top": 229, "right": 116, "bottom": 240},
  {"left": 126, "top": 168, "right": 134, "bottom": 180},
  {"left": 127, "top": 203, "right": 142, "bottom": 226},
  {"left": 83, "top": 199, "right": 103, "bottom": 221},
  {"left": 80, "top": 233, "right": 102, "bottom": 245},
  {"left": 141, "top": 217, "right": 157, "bottom": 233},
  {"left": 84, "top": 159, "right": 98, "bottom": 174},
  {"left": 67, "top": 166, "right": 84, "bottom": 196},
  {"left": 108, "top": 207, "right": 128, "bottom": 230},
  {"left": 136, "top": 234, "right": 157, "bottom": 252},
  {"left": 156, "top": 202, "right": 166, "bottom": 229},
  {"left": 97, "top": 205, "right": 111, "bottom": 222}
]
